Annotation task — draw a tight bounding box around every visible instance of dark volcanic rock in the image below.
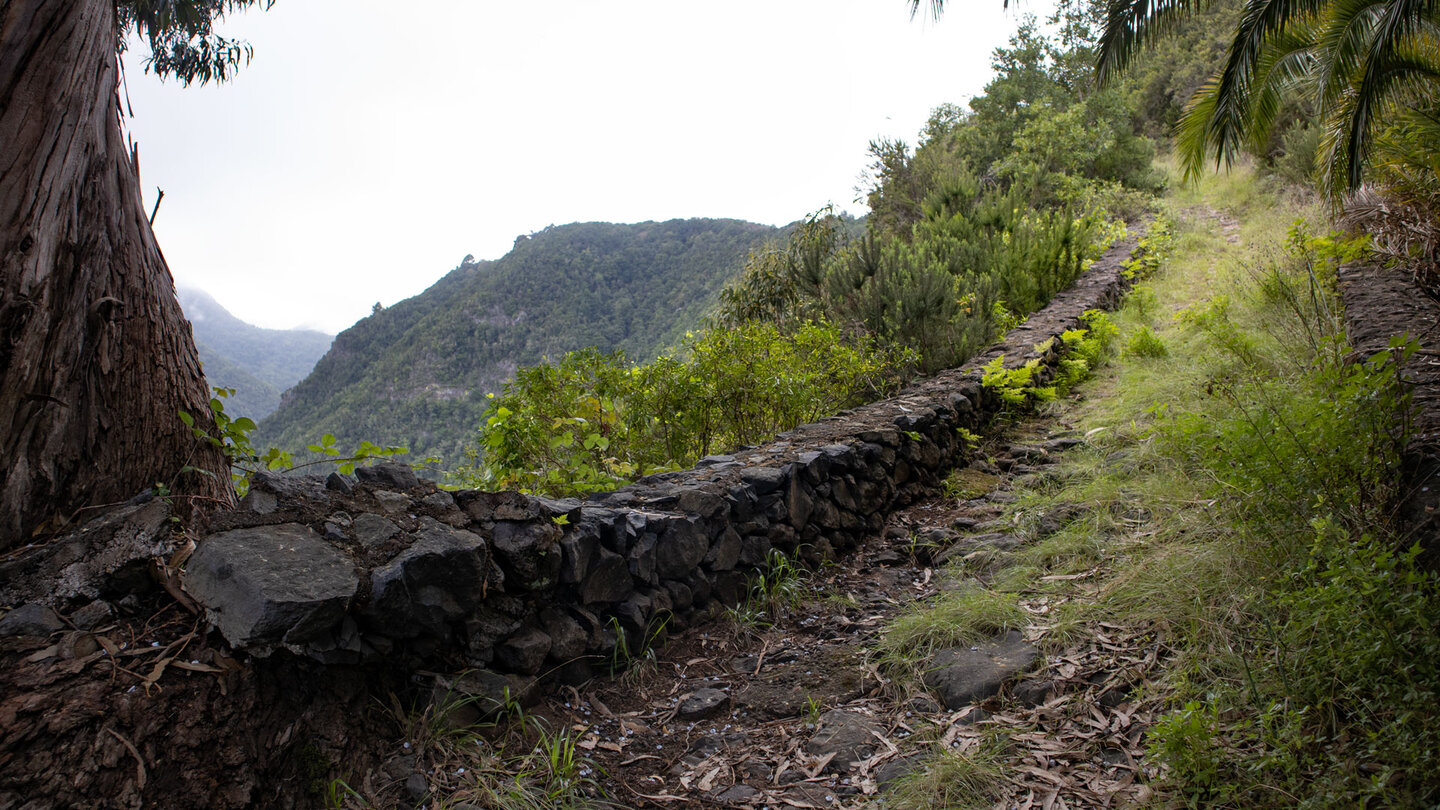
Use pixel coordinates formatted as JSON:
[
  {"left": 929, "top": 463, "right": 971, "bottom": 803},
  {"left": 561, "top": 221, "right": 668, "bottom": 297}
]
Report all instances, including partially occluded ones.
[
  {"left": 0, "top": 603, "right": 65, "bottom": 637},
  {"left": 352, "top": 513, "right": 399, "bottom": 548},
  {"left": 185, "top": 523, "right": 358, "bottom": 650},
  {"left": 495, "top": 627, "right": 551, "bottom": 675},
  {"left": 364, "top": 519, "right": 493, "bottom": 639},
  {"left": 579, "top": 547, "right": 632, "bottom": 604},
  {"left": 677, "top": 687, "right": 730, "bottom": 720},
  {"left": 805, "top": 710, "right": 882, "bottom": 773},
  {"left": 656, "top": 516, "right": 708, "bottom": 579},
  {"left": 354, "top": 461, "right": 421, "bottom": 491},
  {"left": 489, "top": 520, "right": 562, "bottom": 590},
  {"left": 923, "top": 630, "right": 1040, "bottom": 709}
]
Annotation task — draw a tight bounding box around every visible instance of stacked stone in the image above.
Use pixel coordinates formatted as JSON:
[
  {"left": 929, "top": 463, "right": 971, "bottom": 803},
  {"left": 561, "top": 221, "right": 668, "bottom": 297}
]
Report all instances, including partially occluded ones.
[{"left": 176, "top": 227, "right": 1143, "bottom": 695}]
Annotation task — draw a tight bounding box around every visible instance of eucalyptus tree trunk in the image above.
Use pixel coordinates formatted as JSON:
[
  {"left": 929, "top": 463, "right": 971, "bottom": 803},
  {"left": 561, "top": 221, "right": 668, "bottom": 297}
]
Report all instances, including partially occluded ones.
[{"left": 0, "top": 0, "right": 231, "bottom": 547}]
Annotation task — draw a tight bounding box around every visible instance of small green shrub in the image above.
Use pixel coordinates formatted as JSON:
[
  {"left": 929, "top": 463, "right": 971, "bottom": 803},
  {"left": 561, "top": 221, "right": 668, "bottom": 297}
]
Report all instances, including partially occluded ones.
[
  {"left": 453, "top": 321, "right": 909, "bottom": 497},
  {"left": 1124, "top": 325, "right": 1168, "bottom": 358}
]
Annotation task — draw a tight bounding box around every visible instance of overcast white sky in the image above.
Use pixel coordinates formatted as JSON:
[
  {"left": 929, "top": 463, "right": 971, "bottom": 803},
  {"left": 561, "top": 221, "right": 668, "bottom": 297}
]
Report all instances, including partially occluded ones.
[{"left": 123, "top": 0, "right": 1030, "bottom": 334}]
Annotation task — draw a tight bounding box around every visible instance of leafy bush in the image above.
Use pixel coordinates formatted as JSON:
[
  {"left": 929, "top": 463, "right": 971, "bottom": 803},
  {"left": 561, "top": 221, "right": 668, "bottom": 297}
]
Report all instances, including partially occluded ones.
[
  {"left": 453, "top": 321, "right": 909, "bottom": 497},
  {"left": 1140, "top": 224, "right": 1439, "bottom": 807},
  {"left": 1123, "top": 325, "right": 1168, "bottom": 358}
]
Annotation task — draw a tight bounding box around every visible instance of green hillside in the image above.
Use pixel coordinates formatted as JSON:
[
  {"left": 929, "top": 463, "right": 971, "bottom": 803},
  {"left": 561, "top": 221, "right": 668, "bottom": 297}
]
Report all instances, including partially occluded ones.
[
  {"left": 179, "top": 288, "right": 334, "bottom": 419},
  {"left": 254, "top": 218, "right": 779, "bottom": 466}
]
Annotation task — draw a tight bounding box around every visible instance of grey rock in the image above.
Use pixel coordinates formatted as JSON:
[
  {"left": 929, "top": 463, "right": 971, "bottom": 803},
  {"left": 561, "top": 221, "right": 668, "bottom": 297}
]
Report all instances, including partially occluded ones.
[
  {"left": 422, "top": 491, "right": 456, "bottom": 510},
  {"left": 433, "top": 669, "right": 516, "bottom": 727},
  {"left": 714, "top": 785, "right": 759, "bottom": 803},
  {"left": 355, "top": 461, "right": 421, "bottom": 491},
  {"left": 1012, "top": 677, "right": 1052, "bottom": 707},
  {"left": 617, "top": 591, "right": 652, "bottom": 631},
  {"left": 628, "top": 532, "right": 658, "bottom": 584},
  {"left": 185, "top": 523, "right": 357, "bottom": 649},
  {"left": 352, "top": 513, "right": 400, "bottom": 548},
  {"left": 738, "top": 534, "right": 772, "bottom": 567},
  {"left": 676, "top": 489, "right": 726, "bottom": 519},
  {"left": 787, "top": 479, "right": 814, "bottom": 527},
  {"left": 381, "top": 754, "right": 416, "bottom": 782},
  {"left": 496, "top": 627, "right": 551, "bottom": 675},
  {"left": 0, "top": 603, "right": 64, "bottom": 637},
  {"left": 490, "top": 520, "right": 562, "bottom": 590},
  {"left": 677, "top": 687, "right": 730, "bottom": 720},
  {"left": 907, "top": 694, "right": 943, "bottom": 714},
  {"left": 559, "top": 532, "right": 597, "bottom": 585},
  {"left": 741, "top": 467, "right": 786, "bottom": 496},
  {"left": 365, "top": 520, "right": 493, "bottom": 639},
  {"left": 656, "top": 517, "right": 708, "bottom": 579},
  {"left": 805, "top": 710, "right": 881, "bottom": 772},
  {"left": 0, "top": 499, "right": 174, "bottom": 608},
  {"left": 250, "top": 471, "right": 329, "bottom": 502},
  {"left": 404, "top": 773, "right": 428, "bottom": 801},
  {"left": 240, "top": 490, "right": 278, "bottom": 515},
  {"left": 874, "top": 754, "right": 925, "bottom": 789},
  {"left": 1041, "top": 437, "right": 1083, "bottom": 452},
  {"left": 923, "top": 630, "right": 1040, "bottom": 709},
  {"left": 325, "top": 472, "right": 353, "bottom": 493},
  {"left": 373, "top": 490, "right": 411, "bottom": 514},
  {"left": 69, "top": 600, "right": 114, "bottom": 630},
  {"left": 579, "top": 547, "right": 631, "bottom": 604},
  {"left": 663, "top": 579, "right": 693, "bottom": 611},
  {"left": 540, "top": 609, "right": 587, "bottom": 663}
]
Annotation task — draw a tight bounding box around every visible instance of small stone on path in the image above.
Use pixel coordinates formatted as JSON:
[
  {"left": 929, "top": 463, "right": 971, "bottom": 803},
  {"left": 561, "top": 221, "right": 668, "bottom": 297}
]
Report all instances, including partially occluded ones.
[
  {"left": 677, "top": 687, "right": 730, "bottom": 720},
  {"left": 923, "top": 629, "right": 1039, "bottom": 709}
]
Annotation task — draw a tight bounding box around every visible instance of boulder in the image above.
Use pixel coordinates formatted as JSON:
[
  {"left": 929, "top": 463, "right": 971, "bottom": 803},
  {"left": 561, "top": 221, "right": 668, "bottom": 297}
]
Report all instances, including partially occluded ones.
[
  {"left": 352, "top": 513, "right": 399, "bottom": 548},
  {"left": 540, "top": 609, "right": 588, "bottom": 663},
  {"left": 495, "top": 627, "right": 551, "bottom": 675},
  {"left": 185, "top": 523, "right": 358, "bottom": 650}
]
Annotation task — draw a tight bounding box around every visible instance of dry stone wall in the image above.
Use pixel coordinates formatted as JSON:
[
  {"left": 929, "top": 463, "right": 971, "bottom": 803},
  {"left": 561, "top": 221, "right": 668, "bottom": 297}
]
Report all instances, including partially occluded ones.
[{"left": 161, "top": 230, "right": 1145, "bottom": 697}]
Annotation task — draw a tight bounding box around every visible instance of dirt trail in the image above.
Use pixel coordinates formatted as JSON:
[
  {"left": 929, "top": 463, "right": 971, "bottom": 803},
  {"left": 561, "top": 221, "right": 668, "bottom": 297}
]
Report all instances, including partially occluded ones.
[{"left": 490, "top": 412, "right": 1169, "bottom": 810}]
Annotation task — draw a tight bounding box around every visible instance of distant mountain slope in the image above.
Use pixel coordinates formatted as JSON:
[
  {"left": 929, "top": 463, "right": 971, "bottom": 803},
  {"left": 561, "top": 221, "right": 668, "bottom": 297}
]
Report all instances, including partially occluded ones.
[
  {"left": 179, "top": 288, "right": 335, "bottom": 419},
  {"left": 255, "top": 218, "right": 780, "bottom": 467}
]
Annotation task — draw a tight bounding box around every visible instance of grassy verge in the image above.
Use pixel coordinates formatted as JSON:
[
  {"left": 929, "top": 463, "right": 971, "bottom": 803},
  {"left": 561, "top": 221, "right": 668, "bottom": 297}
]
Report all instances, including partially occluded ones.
[{"left": 881, "top": 162, "right": 1440, "bottom": 808}]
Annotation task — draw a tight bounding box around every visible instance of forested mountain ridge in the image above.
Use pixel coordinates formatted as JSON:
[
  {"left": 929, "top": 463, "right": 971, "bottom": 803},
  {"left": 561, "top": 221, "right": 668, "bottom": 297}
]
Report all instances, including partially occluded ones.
[
  {"left": 254, "top": 218, "right": 780, "bottom": 466},
  {"left": 178, "top": 288, "right": 334, "bottom": 419}
]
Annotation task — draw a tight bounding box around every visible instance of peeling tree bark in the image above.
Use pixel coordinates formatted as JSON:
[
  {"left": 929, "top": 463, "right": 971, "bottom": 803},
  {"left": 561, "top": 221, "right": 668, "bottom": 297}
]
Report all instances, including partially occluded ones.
[{"left": 0, "top": 0, "right": 232, "bottom": 547}]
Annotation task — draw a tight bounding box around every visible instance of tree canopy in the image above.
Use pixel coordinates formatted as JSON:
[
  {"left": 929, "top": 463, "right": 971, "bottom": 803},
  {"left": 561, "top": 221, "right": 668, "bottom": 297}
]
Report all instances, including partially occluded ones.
[{"left": 118, "top": 0, "right": 272, "bottom": 85}]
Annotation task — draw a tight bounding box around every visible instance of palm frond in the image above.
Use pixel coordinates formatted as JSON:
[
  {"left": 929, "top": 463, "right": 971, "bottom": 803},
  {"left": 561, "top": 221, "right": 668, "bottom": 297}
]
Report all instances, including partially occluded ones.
[
  {"left": 1208, "top": 0, "right": 1333, "bottom": 159},
  {"left": 1097, "top": 0, "right": 1201, "bottom": 83},
  {"left": 1178, "top": 76, "right": 1226, "bottom": 180},
  {"left": 1246, "top": 31, "right": 1323, "bottom": 151},
  {"left": 1315, "top": 0, "right": 1387, "bottom": 105},
  {"left": 1328, "top": 47, "right": 1440, "bottom": 194}
]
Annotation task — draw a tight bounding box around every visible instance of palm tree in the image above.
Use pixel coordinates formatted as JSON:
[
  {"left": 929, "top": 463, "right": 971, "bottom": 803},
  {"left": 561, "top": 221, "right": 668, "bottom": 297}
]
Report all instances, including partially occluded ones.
[{"left": 915, "top": 0, "right": 1440, "bottom": 199}]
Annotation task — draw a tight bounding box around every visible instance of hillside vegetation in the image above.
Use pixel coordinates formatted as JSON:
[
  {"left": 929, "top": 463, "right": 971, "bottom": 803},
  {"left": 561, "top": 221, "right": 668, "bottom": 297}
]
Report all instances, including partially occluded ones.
[
  {"left": 254, "top": 218, "right": 778, "bottom": 466},
  {"left": 877, "top": 164, "right": 1439, "bottom": 809},
  {"left": 179, "top": 288, "right": 333, "bottom": 419},
  {"left": 453, "top": 3, "right": 1205, "bottom": 497}
]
